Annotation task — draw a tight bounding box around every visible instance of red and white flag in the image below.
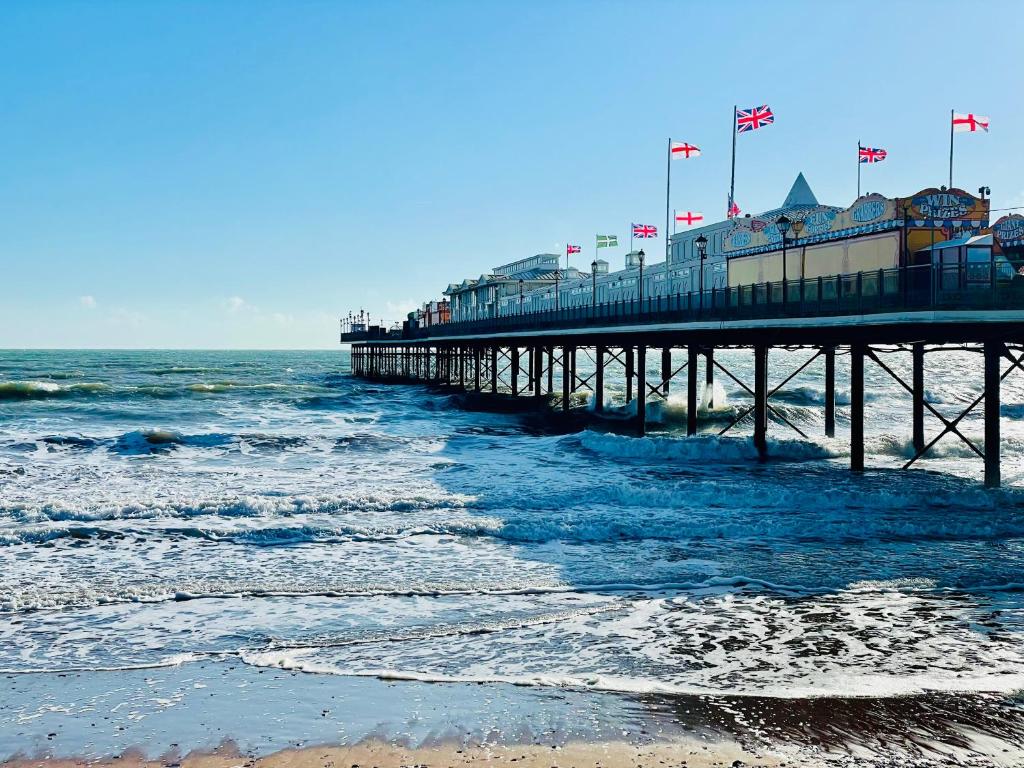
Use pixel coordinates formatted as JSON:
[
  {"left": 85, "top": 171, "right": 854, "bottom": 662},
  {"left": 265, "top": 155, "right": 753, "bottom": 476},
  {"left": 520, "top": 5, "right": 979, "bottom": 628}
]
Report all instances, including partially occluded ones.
[
  {"left": 952, "top": 112, "right": 989, "bottom": 133},
  {"left": 566, "top": 244, "right": 581, "bottom": 255},
  {"left": 727, "top": 197, "right": 741, "bottom": 219},
  {"left": 670, "top": 141, "right": 701, "bottom": 159},
  {"left": 675, "top": 211, "right": 704, "bottom": 226}
]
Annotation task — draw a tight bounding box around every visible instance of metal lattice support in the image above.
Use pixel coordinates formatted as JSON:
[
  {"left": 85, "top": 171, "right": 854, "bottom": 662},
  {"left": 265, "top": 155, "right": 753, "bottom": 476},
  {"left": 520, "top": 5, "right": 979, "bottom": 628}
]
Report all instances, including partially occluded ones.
[{"left": 716, "top": 348, "right": 822, "bottom": 442}]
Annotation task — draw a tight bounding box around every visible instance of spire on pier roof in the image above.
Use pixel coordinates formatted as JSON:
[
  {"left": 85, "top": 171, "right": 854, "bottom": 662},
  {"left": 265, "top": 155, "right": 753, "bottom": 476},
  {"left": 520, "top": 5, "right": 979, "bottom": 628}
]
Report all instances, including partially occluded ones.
[{"left": 782, "top": 172, "right": 818, "bottom": 208}]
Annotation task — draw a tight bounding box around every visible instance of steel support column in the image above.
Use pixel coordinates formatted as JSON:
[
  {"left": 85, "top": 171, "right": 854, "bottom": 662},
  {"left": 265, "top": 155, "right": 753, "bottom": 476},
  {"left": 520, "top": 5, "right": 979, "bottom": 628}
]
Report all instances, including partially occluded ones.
[
  {"left": 547, "top": 346, "right": 554, "bottom": 394},
  {"left": 636, "top": 345, "right": 646, "bottom": 436},
  {"left": 511, "top": 347, "right": 520, "bottom": 396},
  {"left": 595, "top": 345, "right": 605, "bottom": 413},
  {"left": 912, "top": 342, "right": 925, "bottom": 454},
  {"left": 562, "top": 344, "right": 572, "bottom": 412},
  {"left": 687, "top": 346, "right": 699, "bottom": 436},
  {"left": 490, "top": 347, "right": 498, "bottom": 393},
  {"left": 705, "top": 348, "right": 715, "bottom": 410},
  {"left": 824, "top": 346, "right": 836, "bottom": 438},
  {"left": 985, "top": 341, "right": 1001, "bottom": 488},
  {"left": 626, "top": 347, "right": 634, "bottom": 404},
  {"left": 754, "top": 345, "right": 768, "bottom": 458},
  {"left": 533, "top": 347, "right": 543, "bottom": 397},
  {"left": 850, "top": 344, "right": 865, "bottom": 472},
  {"left": 661, "top": 348, "right": 671, "bottom": 396}
]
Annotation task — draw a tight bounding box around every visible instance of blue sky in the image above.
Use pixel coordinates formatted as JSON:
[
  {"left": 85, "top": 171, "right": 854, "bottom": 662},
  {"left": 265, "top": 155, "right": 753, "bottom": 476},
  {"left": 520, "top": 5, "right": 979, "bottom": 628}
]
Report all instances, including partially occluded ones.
[{"left": 2, "top": 0, "right": 1022, "bottom": 348}]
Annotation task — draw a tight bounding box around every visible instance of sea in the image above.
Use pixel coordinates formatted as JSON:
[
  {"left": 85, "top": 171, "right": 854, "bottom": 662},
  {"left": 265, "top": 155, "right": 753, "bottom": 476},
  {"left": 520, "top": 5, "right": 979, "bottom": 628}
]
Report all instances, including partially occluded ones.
[{"left": 2, "top": 348, "right": 1024, "bottom": 764}]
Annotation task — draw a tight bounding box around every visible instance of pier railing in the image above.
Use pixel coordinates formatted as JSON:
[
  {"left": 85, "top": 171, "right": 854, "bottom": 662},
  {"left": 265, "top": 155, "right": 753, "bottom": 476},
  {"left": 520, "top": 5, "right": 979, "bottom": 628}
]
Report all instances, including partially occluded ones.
[{"left": 344, "top": 262, "right": 1024, "bottom": 342}]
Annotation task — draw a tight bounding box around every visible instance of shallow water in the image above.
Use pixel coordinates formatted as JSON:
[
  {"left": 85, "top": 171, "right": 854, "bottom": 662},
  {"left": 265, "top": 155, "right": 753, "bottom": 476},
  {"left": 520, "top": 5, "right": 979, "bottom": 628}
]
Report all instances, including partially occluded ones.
[{"left": 2, "top": 348, "right": 1024, "bottom": 760}]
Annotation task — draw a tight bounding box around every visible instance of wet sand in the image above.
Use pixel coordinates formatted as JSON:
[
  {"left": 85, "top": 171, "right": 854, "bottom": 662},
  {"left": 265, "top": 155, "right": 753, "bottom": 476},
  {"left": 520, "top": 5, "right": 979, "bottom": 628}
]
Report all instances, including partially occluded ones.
[{"left": 2, "top": 738, "right": 788, "bottom": 768}]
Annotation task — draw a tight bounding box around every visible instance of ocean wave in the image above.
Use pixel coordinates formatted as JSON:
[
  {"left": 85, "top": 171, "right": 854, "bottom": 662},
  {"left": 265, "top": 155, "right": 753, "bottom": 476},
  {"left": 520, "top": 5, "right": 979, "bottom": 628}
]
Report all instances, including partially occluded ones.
[
  {"left": 8, "top": 429, "right": 411, "bottom": 457},
  {"left": 0, "top": 573, "right": 879, "bottom": 614},
  {"left": 141, "top": 366, "right": 218, "bottom": 376},
  {"left": 186, "top": 381, "right": 305, "bottom": 394},
  {"left": 2, "top": 490, "right": 475, "bottom": 527},
  {"left": 0, "top": 380, "right": 109, "bottom": 400},
  {"left": 236, "top": 653, "right": 1024, "bottom": 699},
  {"left": 575, "top": 430, "right": 841, "bottom": 463}
]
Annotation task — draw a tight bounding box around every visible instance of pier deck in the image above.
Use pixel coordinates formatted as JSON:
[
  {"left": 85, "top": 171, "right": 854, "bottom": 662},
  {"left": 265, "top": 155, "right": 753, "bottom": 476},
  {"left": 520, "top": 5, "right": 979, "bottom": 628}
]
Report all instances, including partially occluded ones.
[{"left": 344, "top": 264, "right": 1024, "bottom": 487}]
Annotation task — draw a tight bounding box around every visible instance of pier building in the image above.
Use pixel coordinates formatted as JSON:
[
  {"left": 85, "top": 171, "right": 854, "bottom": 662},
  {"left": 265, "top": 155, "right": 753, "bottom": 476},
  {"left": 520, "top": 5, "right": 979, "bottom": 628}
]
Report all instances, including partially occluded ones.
[{"left": 343, "top": 178, "right": 1024, "bottom": 488}]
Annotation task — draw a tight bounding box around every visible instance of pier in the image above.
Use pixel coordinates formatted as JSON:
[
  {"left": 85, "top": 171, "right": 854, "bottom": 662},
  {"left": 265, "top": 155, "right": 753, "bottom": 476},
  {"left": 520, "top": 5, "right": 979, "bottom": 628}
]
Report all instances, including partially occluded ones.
[{"left": 344, "top": 261, "right": 1024, "bottom": 488}]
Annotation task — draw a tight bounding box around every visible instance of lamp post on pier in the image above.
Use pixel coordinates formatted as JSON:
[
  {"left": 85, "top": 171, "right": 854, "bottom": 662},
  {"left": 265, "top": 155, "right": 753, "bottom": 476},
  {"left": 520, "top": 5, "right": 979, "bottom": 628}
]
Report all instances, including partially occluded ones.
[
  {"left": 591, "top": 259, "right": 598, "bottom": 309},
  {"left": 554, "top": 268, "right": 561, "bottom": 312},
  {"left": 791, "top": 218, "right": 805, "bottom": 290},
  {"left": 696, "top": 233, "right": 708, "bottom": 310},
  {"left": 776, "top": 214, "right": 792, "bottom": 303},
  {"left": 518, "top": 279, "right": 524, "bottom": 315},
  {"left": 638, "top": 249, "right": 646, "bottom": 308}
]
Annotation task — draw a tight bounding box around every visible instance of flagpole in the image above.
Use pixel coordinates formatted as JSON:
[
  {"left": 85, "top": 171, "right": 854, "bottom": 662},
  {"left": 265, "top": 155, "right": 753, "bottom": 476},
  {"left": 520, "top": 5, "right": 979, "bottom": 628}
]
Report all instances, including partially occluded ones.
[
  {"left": 665, "top": 138, "right": 671, "bottom": 263},
  {"left": 673, "top": 209, "right": 677, "bottom": 236},
  {"left": 857, "top": 141, "right": 861, "bottom": 199},
  {"left": 949, "top": 108, "right": 954, "bottom": 189},
  {"left": 729, "top": 105, "right": 737, "bottom": 216}
]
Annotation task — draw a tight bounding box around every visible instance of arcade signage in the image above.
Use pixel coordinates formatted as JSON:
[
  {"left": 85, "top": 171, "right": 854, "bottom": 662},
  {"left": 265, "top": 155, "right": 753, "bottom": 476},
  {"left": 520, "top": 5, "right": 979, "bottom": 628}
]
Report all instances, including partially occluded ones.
[
  {"left": 994, "top": 214, "right": 1024, "bottom": 247},
  {"left": 907, "top": 188, "right": 987, "bottom": 221}
]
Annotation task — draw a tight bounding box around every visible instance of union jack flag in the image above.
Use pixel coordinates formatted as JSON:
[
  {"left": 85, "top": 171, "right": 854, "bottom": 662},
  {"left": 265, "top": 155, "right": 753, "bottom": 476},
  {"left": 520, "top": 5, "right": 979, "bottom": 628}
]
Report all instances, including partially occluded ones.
[
  {"left": 632, "top": 223, "right": 657, "bottom": 238},
  {"left": 727, "top": 197, "right": 741, "bottom": 218},
  {"left": 858, "top": 146, "right": 887, "bottom": 163},
  {"left": 566, "top": 244, "right": 581, "bottom": 255},
  {"left": 736, "top": 105, "right": 774, "bottom": 133}
]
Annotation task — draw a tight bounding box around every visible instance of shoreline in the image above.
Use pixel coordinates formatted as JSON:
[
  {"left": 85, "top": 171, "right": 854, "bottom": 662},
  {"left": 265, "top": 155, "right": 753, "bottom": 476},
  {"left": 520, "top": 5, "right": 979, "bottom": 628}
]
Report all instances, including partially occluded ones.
[{"left": 3, "top": 661, "right": 1024, "bottom": 767}]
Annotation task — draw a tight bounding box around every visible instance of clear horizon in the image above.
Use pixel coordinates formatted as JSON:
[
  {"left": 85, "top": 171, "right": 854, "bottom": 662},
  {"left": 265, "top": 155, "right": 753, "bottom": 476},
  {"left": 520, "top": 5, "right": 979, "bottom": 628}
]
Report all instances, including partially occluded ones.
[{"left": 3, "top": 0, "right": 1022, "bottom": 349}]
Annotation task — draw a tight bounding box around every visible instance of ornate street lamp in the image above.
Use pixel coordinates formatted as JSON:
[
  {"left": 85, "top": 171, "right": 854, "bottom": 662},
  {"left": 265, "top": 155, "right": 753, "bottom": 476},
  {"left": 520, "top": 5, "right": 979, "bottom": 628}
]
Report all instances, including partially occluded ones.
[
  {"left": 518, "top": 278, "right": 524, "bottom": 315},
  {"left": 695, "top": 233, "right": 708, "bottom": 310},
  {"left": 591, "top": 259, "right": 598, "bottom": 309},
  {"left": 791, "top": 219, "right": 805, "bottom": 284},
  {"left": 554, "top": 268, "right": 561, "bottom": 312},
  {"left": 776, "top": 215, "right": 792, "bottom": 303}
]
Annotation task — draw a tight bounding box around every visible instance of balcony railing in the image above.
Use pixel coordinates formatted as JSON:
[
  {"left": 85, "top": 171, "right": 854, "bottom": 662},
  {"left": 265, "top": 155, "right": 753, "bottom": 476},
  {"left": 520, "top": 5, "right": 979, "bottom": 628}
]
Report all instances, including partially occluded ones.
[{"left": 343, "top": 262, "right": 1024, "bottom": 343}]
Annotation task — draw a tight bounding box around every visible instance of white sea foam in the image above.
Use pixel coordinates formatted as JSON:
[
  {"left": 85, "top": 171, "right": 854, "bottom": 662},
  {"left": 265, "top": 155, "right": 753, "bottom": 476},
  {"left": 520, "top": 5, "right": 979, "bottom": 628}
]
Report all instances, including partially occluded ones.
[{"left": 3, "top": 348, "right": 1024, "bottom": 716}]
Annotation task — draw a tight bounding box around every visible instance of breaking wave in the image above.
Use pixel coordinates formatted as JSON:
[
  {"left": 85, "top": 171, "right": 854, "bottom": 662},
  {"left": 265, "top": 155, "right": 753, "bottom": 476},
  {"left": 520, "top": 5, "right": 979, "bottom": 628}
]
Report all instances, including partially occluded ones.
[{"left": 0, "top": 380, "right": 110, "bottom": 400}]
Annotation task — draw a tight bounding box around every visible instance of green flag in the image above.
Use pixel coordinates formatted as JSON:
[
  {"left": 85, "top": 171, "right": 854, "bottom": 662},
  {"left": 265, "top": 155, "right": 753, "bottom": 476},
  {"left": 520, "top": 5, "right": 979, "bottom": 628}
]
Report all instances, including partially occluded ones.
[{"left": 596, "top": 235, "right": 618, "bottom": 248}]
